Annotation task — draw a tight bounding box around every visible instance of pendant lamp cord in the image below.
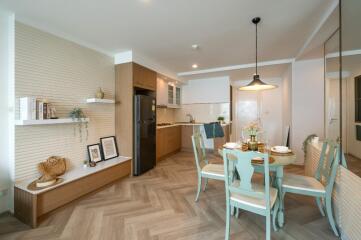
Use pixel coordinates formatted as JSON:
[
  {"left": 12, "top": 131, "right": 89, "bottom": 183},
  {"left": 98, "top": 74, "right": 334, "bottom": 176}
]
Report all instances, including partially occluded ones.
[{"left": 255, "top": 22, "right": 258, "bottom": 75}]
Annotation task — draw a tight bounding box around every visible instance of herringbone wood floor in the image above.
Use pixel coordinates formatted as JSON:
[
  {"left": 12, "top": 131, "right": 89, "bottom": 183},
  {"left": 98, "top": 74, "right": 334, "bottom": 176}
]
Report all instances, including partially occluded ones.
[{"left": 0, "top": 152, "right": 338, "bottom": 240}]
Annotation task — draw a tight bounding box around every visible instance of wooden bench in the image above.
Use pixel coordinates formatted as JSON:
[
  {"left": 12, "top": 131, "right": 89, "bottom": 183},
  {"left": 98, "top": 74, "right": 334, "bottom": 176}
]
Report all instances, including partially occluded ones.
[{"left": 14, "top": 157, "right": 131, "bottom": 227}]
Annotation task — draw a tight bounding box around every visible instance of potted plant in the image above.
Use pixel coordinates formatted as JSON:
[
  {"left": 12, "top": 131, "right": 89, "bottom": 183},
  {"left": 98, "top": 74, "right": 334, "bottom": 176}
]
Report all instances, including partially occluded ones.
[
  {"left": 217, "top": 116, "right": 225, "bottom": 124},
  {"left": 69, "top": 108, "right": 88, "bottom": 142}
]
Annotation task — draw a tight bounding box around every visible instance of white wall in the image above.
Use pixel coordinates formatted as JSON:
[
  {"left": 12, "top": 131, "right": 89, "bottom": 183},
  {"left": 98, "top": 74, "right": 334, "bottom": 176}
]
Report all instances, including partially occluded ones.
[
  {"left": 291, "top": 58, "right": 324, "bottom": 164},
  {"left": 282, "top": 65, "right": 292, "bottom": 145},
  {"left": 232, "top": 78, "right": 283, "bottom": 147},
  {"left": 0, "top": 9, "right": 14, "bottom": 214},
  {"left": 181, "top": 76, "right": 230, "bottom": 104},
  {"left": 15, "top": 22, "right": 115, "bottom": 181}
]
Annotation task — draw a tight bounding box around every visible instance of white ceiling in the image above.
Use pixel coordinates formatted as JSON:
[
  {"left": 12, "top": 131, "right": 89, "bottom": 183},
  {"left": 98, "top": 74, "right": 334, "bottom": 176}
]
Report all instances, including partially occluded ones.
[{"left": 0, "top": 0, "right": 336, "bottom": 76}]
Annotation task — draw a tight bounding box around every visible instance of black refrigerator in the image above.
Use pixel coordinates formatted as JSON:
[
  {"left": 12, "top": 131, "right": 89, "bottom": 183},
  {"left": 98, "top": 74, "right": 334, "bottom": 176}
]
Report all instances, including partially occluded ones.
[{"left": 134, "top": 94, "right": 156, "bottom": 176}]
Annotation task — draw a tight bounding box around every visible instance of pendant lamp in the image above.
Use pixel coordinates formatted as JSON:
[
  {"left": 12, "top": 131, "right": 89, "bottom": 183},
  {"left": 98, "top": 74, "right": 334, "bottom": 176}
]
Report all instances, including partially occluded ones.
[{"left": 239, "top": 17, "right": 277, "bottom": 91}]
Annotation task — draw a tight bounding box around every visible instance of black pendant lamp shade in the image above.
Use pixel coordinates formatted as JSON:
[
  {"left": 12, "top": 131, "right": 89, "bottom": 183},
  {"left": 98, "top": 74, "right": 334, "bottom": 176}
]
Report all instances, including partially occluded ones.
[{"left": 239, "top": 17, "right": 277, "bottom": 91}]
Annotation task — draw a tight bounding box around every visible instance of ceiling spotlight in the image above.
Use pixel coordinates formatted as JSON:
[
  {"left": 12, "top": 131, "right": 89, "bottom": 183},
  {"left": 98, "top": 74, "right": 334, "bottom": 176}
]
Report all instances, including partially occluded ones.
[
  {"left": 191, "top": 44, "right": 199, "bottom": 50},
  {"left": 192, "top": 64, "right": 198, "bottom": 69}
]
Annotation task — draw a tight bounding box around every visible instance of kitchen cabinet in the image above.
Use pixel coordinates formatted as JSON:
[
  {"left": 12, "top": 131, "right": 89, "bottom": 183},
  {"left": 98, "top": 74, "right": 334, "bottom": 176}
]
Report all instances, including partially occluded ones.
[
  {"left": 156, "top": 77, "right": 168, "bottom": 106},
  {"left": 133, "top": 63, "right": 157, "bottom": 91},
  {"left": 156, "top": 126, "right": 181, "bottom": 161},
  {"left": 156, "top": 77, "right": 181, "bottom": 107},
  {"left": 167, "top": 84, "right": 181, "bottom": 108}
]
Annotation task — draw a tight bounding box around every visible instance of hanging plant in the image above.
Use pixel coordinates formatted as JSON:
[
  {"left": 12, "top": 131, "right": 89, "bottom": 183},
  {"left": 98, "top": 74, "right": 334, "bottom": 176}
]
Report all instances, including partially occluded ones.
[
  {"left": 69, "top": 108, "right": 88, "bottom": 142},
  {"left": 302, "top": 134, "right": 317, "bottom": 159}
]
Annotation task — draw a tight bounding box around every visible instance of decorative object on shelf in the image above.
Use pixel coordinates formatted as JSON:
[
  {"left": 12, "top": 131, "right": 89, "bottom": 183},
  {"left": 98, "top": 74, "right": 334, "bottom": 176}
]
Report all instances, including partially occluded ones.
[
  {"left": 89, "top": 161, "right": 96, "bottom": 167},
  {"left": 302, "top": 134, "right": 317, "bottom": 160},
  {"left": 239, "top": 17, "right": 277, "bottom": 91},
  {"left": 100, "top": 136, "right": 119, "bottom": 160},
  {"left": 69, "top": 107, "right": 88, "bottom": 142},
  {"left": 95, "top": 87, "right": 105, "bottom": 99},
  {"left": 29, "top": 156, "right": 67, "bottom": 189},
  {"left": 49, "top": 105, "right": 58, "bottom": 119},
  {"left": 87, "top": 143, "right": 103, "bottom": 163},
  {"left": 83, "top": 160, "right": 88, "bottom": 168},
  {"left": 217, "top": 116, "right": 225, "bottom": 124}
]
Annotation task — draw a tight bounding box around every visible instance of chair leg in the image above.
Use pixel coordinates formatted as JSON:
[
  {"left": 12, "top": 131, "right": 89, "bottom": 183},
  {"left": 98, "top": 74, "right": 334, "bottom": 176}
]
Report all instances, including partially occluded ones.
[
  {"left": 203, "top": 178, "right": 208, "bottom": 191},
  {"left": 325, "top": 195, "right": 339, "bottom": 237},
  {"left": 272, "top": 199, "right": 280, "bottom": 231},
  {"left": 225, "top": 202, "right": 231, "bottom": 240},
  {"left": 195, "top": 176, "right": 202, "bottom": 202},
  {"left": 266, "top": 213, "right": 271, "bottom": 240},
  {"left": 235, "top": 208, "right": 240, "bottom": 218},
  {"left": 316, "top": 197, "right": 325, "bottom": 217}
]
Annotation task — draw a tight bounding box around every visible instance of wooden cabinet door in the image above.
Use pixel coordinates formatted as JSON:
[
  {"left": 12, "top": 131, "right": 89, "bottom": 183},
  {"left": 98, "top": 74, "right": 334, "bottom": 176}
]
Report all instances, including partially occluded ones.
[
  {"left": 156, "top": 128, "right": 164, "bottom": 161},
  {"left": 157, "top": 78, "right": 168, "bottom": 106},
  {"left": 133, "top": 63, "right": 156, "bottom": 91},
  {"left": 174, "top": 126, "right": 181, "bottom": 151}
]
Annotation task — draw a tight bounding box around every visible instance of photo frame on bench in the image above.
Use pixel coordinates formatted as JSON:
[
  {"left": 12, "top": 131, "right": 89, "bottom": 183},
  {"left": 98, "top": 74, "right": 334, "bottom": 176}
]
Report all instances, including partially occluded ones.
[{"left": 100, "top": 136, "right": 119, "bottom": 160}]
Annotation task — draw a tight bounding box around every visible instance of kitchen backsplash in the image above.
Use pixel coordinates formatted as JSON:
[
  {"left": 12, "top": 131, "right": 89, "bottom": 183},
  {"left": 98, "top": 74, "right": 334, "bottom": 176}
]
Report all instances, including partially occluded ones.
[
  {"left": 156, "top": 108, "right": 176, "bottom": 123},
  {"left": 174, "top": 103, "right": 230, "bottom": 123}
]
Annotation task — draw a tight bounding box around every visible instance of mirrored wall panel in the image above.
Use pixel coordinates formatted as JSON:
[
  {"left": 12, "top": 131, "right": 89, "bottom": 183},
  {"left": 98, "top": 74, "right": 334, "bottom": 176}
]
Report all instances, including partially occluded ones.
[{"left": 341, "top": 0, "right": 361, "bottom": 175}]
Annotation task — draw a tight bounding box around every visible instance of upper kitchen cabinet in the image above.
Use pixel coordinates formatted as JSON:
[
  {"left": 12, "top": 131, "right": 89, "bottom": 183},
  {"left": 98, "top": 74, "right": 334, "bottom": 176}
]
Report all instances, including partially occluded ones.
[
  {"left": 133, "top": 63, "right": 157, "bottom": 91},
  {"left": 157, "top": 77, "right": 181, "bottom": 108},
  {"left": 182, "top": 76, "right": 229, "bottom": 104}
]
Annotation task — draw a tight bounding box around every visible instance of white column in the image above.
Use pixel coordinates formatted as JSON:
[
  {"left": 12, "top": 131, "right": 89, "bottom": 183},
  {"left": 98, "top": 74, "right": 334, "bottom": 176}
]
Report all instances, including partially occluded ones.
[{"left": 0, "top": 9, "right": 15, "bottom": 213}]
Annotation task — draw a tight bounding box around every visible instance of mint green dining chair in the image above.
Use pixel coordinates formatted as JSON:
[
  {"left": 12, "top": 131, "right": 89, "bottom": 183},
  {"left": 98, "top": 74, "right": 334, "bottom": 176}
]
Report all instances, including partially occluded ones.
[
  {"left": 192, "top": 133, "right": 224, "bottom": 202},
  {"left": 222, "top": 149, "right": 279, "bottom": 240},
  {"left": 282, "top": 141, "right": 340, "bottom": 236}
]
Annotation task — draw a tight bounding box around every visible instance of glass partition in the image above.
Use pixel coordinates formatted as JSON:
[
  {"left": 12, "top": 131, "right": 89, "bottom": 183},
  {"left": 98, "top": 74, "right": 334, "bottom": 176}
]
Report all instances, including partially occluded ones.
[{"left": 324, "top": 29, "right": 341, "bottom": 143}]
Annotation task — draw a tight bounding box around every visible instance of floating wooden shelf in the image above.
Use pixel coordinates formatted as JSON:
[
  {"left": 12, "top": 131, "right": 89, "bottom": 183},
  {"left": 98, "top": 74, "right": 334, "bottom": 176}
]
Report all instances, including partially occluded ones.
[
  {"left": 86, "top": 98, "right": 115, "bottom": 104},
  {"left": 15, "top": 118, "right": 90, "bottom": 126}
]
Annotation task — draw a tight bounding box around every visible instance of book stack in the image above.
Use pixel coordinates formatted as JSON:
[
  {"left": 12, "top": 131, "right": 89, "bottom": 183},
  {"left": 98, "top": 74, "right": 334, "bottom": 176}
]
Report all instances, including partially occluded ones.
[{"left": 20, "top": 97, "right": 54, "bottom": 120}]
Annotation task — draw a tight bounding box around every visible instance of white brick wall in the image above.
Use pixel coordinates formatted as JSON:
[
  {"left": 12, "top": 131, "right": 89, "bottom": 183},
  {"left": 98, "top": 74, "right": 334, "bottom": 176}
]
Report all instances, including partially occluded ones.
[{"left": 15, "top": 22, "right": 115, "bottom": 181}]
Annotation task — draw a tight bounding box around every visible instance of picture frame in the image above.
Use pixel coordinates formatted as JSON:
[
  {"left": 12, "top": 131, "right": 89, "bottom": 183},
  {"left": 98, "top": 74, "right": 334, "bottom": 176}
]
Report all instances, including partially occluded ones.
[
  {"left": 100, "top": 136, "right": 119, "bottom": 160},
  {"left": 87, "top": 143, "right": 103, "bottom": 163}
]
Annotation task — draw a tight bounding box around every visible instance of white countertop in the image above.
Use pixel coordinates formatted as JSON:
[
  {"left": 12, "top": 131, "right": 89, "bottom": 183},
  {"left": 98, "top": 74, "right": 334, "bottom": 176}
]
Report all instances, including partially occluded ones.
[
  {"left": 157, "top": 122, "right": 230, "bottom": 129},
  {"left": 15, "top": 156, "right": 131, "bottom": 195}
]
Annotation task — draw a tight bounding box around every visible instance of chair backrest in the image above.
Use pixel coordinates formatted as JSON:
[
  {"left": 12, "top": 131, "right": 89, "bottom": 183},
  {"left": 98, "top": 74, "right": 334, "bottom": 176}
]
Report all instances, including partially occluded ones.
[
  {"left": 315, "top": 140, "right": 340, "bottom": 191},
  {"left": 222, "top": 149, "right": 271, "bottom": 211},
  {"left": 191, "top": 133, "right": 208, "bottom": 172}
]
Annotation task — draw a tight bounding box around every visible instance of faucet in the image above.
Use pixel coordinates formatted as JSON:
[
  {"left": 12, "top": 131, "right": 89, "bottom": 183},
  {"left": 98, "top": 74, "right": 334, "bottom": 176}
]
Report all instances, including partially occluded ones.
[{"left": 186, "top": 113, "right": 195, "bottom": 123}]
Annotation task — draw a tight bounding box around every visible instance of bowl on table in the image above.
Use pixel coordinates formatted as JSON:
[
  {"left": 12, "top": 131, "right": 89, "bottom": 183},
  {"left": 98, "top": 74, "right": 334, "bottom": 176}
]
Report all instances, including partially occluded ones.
[
  {"left": 223, "top": 142, "right": 241, "bottom": 149},
  {"left": 271, "top": 146, "right": 291, "bottom": 153}
]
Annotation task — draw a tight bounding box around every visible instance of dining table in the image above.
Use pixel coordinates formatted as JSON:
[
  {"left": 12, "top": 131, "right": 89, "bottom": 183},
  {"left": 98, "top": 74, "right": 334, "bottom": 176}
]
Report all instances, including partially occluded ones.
[{"left": 219, "top": 145, "right": 297, "bottom": 228}]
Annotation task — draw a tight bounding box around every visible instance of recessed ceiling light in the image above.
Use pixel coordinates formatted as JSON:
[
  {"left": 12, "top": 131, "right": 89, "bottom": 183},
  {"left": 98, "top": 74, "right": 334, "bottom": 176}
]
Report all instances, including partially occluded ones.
[
  {"left": 192, "top": 44, "right": 199, "bottom": 50},
  {"left": 192, "top": 64, "right": 198, "bottom": 69}
]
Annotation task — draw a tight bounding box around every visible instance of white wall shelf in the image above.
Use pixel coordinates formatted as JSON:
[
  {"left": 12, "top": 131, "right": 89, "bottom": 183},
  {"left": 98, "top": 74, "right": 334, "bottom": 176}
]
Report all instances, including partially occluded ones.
[
  {"left": 86, "top": 98, "right": 115, "bottom": 104},
  {"left": 15, "top": 118, "right": 90, "bottom": 126}
]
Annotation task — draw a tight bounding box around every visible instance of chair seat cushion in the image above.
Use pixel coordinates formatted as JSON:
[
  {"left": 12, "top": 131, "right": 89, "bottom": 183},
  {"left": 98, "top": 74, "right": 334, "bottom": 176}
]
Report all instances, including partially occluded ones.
[
  {"left": 282, "top": 173, "right": 326, "bottom": 193},
  {"left": 230, "top": 183, "right": 278, "bottom": 210},
  {"left": 201, "top": 164, "right": 224, "bottom": 178}
]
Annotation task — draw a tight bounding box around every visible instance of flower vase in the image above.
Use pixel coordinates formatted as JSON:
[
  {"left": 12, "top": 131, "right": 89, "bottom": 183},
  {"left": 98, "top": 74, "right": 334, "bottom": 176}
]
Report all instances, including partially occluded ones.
[
  {"left": 96, "top": 87, "right": 105, "bottom": 99},
  {"left": 248, "top": 135, "right": 258, "bottom": 151}
]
